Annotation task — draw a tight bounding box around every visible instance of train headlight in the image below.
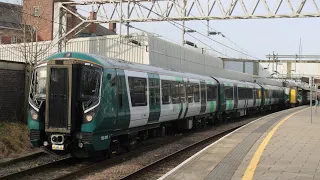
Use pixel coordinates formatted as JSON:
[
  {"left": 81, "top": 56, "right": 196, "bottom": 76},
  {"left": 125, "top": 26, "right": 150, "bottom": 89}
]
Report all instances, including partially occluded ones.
[
  {"left": 85, "top": 114, "right": 93, "bottom": 122},
  {"left": 31, "top": 109, "right": 38, "bottom": 120}
]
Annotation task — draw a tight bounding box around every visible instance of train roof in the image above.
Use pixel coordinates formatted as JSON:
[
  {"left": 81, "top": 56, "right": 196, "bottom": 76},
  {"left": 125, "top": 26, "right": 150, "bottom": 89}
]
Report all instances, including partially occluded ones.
[
  {"left": 43, "top": 52, "right": 218, "bottom": 83},
  {"left": 42, "top": 52, "right": 285, "bottom": 88}
]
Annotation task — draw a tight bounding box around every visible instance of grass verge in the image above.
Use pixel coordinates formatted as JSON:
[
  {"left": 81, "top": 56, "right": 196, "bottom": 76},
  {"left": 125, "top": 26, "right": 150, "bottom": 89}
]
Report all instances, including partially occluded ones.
[{"left": 0, "top": 121, "right": 34, "bottom": 159}]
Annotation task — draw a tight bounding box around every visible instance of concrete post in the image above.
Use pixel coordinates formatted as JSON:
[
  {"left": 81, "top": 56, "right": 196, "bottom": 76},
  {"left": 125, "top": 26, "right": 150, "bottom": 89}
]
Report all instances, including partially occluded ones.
[
  {"left": 287, "top": 62, "right": 292, "bottom": 79},
  {"left": 243, "top": 62, "right": 245, "bottom": 73}
]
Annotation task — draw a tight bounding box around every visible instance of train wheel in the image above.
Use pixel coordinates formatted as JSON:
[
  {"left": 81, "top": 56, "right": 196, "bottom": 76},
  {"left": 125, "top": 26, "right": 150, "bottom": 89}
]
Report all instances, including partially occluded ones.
[
  {"left": 126, "top": 133, "right": 138, "bottom": 152},
  {"left": 193, "top": 118, "right": 202, "bottom": 130},
  {"left": 108, "top": 138, "right": 120, "bottom": 158},
  {"left": 158, "top": 126, "right": 166, "bottom": 137},
  {"left": 138, "top": 130, "right": 149, "bottom": 141}
]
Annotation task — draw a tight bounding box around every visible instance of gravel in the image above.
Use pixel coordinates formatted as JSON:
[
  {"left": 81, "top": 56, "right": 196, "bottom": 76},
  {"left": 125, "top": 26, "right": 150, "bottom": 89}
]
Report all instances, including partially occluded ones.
[
  {"left": 0, "top": 113, "right": 267, "bottom": 180},
  {"left": 24, "top": 159, "right": 91, "bottom": 180},
  {"left": 0, "top": 153, "right": 63, "bottom": 177}
]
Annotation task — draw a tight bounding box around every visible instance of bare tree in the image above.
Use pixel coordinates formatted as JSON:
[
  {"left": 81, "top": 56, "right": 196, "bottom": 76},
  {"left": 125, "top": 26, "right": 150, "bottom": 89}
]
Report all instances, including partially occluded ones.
[{"left": 0, "top": 0, "right": 63, "bottom": 66}]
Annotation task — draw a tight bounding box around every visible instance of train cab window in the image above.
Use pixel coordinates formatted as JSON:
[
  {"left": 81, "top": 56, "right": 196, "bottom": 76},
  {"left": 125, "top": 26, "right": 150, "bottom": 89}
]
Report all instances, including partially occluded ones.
[
  {"left": 80, "top": 66, "right": 102, "bottom": 98},
  {"left": 172, "top": 82, "right": 180, "bottom": 104},
  {"left": 187, "top": 84, "right": 194, "bottom": 103},
  {"left": 30, "top": 66, "right": 47, "bottom": 109},
  {"left": 34, "top": 67, "right": 47, "bottom": 98},
  {"left": 161, "top": 80, "right": 171, "bottom": 104},
  {"left": 207, "top": 84, "right": 217, "bottom": 101},
  {"left": 224, "top": 86, "right": 233, "bottom": 100},
  {"left": 129, "top": 77, "right": 147, "bottom": 106},
  {"left": 194, "top": 83, "right": 200, "bottom": 102}
]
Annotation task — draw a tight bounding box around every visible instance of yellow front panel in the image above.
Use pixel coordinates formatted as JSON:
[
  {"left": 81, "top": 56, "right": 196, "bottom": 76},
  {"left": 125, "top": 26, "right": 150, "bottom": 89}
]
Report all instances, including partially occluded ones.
[
  {"left": 258, "top": 90, "right": 262, "bottom": 99},
  {"left": 290, "top": 88, "right": 297, "bottom": 104}
]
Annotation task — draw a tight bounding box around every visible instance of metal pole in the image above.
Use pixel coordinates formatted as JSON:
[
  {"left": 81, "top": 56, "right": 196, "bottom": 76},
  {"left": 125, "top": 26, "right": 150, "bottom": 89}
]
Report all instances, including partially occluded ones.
[
  {"left": 127, "top": 2, "right": 130, "bottom": 36},
  {"left": 182, "top": 0, "right": 186, "bottom": 46},
  {"left": 120, "top": 0, "right": 122, "bottom": 36},
  {"left": 316, "top": 85, "right": 318, "bottom": 113},
  {"left": 310, "top": 76, "right": 313, "bottom": 124}
]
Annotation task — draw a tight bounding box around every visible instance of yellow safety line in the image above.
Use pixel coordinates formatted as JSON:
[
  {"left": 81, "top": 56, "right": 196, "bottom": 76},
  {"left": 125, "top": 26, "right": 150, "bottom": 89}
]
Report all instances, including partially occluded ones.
[{"left": 242, "top": 108, "right": 308, "bottom": 180}]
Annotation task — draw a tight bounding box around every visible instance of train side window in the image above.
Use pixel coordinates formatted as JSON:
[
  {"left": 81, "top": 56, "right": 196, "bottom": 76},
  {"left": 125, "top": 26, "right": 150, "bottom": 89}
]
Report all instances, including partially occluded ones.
[
  {"left": 149, "top": 80, "right": 155, "bottom": 105},
  {"left": 128, "top": 77, "right": 147, "bottom": 106},
  {"left": 207, "top": 84, "right": 217, "bottom": 101},
  {"left": 154, "top": 80, "right": 160, "bottom": 105},
  {"left": 224, "top": 86, "right": 233, "bottom": 100},
  {"left": 179, "top": 83, "right": 186, "bottom": 103},
  {"left": 194, "top": 83, "right": 200, "bottom": 102},
  {"left": 265, "top": 90, "right": 268, "bottom": 98},
  {"left": 201, "top": 83, "right": 206, "bottom": 102},
  {"left": 187, "top": 83, "right": 194, "bottom": 103},
  {"left": 172, "top": 82, "right": 180, "bottom": 104},
  {"left": 248, "top": 88, "right": 253, "bottom": 99},
  {"left": 238, "top": 87, "right": 246, "bottom": 100},
  {"left": 117, "top": 76, "right": 123, "bottom": 108},
  {"left": 161, "top": 80, "right": 171, "bottom": 104},
  {"left": 254, "top": 89, "right": 258, "bottom": 99}
]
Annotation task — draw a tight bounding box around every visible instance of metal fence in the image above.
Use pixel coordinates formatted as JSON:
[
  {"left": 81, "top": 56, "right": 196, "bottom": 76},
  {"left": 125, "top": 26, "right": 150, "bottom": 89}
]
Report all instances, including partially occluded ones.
[{"left": 0, "top": 35, "right": 148, "bottom": 64}]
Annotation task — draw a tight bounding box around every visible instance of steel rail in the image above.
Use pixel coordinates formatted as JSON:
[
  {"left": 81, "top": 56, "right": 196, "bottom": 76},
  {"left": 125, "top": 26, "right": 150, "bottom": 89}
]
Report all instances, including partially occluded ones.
[
  {"left": 54, "top": 135, "right": 185, "bottom": 180},
  {"left": 0, "top": 157, "right": 81, "bottom": 180},
  {"left": 120, "top": 126, "right": 242, "bottom": 180},
  {"left": 0, "top": 151, "right": 47, "bottom": 168},
  {"left": 54, "top": 113, "right": 266, "bottom": 180}
]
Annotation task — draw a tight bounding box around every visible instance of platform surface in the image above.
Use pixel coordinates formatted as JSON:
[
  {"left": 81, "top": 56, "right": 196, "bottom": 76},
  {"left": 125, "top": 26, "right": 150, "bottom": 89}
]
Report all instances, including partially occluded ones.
[{"left": 159, "top": 106, "right": 320, "bottom": 180}]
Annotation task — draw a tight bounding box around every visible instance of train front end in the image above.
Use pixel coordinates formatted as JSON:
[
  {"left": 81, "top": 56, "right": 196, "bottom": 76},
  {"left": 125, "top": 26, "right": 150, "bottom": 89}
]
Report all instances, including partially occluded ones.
[{"left": 28, "top": 53, "right": 103, "bottom": 157}]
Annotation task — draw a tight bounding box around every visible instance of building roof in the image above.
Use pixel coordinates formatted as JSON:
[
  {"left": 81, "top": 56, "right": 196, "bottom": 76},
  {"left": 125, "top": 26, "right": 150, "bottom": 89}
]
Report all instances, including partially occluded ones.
[{"left": 0, "top": 2, "right": 23, "bottom": 31}]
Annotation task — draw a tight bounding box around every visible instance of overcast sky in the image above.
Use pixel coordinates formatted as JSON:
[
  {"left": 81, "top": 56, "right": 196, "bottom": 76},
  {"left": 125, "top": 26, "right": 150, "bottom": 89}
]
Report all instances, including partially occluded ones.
[{"left": 3, "top": 0, "right": 320, "bottom": 60}]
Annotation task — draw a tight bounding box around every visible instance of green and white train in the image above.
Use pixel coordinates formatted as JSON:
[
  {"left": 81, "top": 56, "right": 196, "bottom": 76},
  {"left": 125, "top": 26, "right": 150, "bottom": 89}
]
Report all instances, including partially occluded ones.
[{"left": 28, "top": 52, "right": 287, "bottom": 158}]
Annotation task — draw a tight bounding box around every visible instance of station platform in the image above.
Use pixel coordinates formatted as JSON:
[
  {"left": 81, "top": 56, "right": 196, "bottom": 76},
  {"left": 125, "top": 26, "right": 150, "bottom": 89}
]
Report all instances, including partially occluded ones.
[{"left": 159, "top": 106, "right": 320, "bottom": 180}]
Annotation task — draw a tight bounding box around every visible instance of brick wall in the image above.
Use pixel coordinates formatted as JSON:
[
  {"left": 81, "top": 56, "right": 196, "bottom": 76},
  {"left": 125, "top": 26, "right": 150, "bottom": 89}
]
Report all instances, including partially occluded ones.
[{"left": 0, "top": 61, "right": 26, "bottom": 122}]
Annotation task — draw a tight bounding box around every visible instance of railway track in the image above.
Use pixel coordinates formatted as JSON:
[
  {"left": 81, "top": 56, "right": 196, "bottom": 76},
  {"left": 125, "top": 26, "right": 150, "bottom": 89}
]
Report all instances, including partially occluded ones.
[
  {"left": 0, "top": 151, "right": 47, "bottom": 168},
  {"left": 54, "top": 116, "right": 257, "bottom": 180},
  {"left": 53, "top": 134, "right": 185, "bottom": 180},
  {"left": 119, "top": 126, "right": 241, "bottom": 180},
  {"left": 1, "top": 112, "right": 278, "bottom": 180},
  {"left": 0, "top": 131, "right": 185, "bottom": 180},
  {"left": 0, "top": 157, "right": 82, "bottom": 180}
]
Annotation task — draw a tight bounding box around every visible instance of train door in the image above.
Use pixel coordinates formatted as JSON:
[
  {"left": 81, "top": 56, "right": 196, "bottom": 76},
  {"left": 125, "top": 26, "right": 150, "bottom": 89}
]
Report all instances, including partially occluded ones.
[
  {"left": 253, "top": 88, "right": 256, "bottom": 107},
  {"left": 200, "top": 81, "right": 206, "bottom": 114},
  {"left": 125, "top": 70, "right": 149, "bottom": 128},
  {"left": 115, "top": 69, "right": 130, "bottom": 130},
  {"left": 177, "top": 79, "right": 187, "bottom": 119},
  {"left": 234, "top": 84, "right": 238, "bottom": 109},
  {"left": 148, "top": 73, "right": 161, "bottom": 123},
  {"left": 182, "top": 80, "right": 189, "bottom": 119},
  {"left": 46, "top": 65, "right": 71, "bottom": 131}
]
